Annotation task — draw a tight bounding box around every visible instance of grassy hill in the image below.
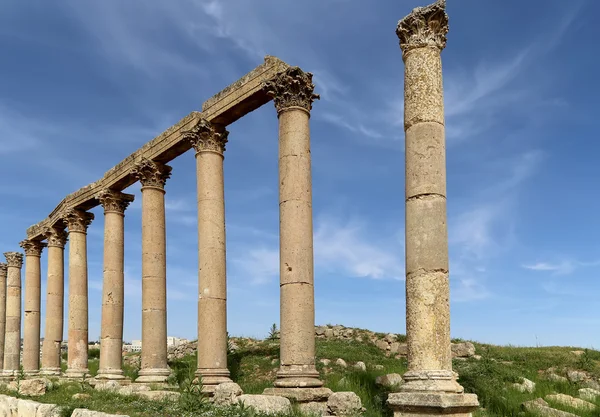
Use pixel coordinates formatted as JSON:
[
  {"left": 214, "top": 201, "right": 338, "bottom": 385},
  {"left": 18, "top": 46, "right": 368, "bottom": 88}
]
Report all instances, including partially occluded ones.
[{"left": 3, "top": 328, "right": 600, "bottom": 416}]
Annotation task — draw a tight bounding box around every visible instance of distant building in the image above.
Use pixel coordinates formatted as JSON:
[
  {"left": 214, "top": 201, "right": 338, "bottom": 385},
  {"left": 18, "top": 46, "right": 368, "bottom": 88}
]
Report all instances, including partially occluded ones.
[{"left": 122, "top": 337, "right": 188, "bottom": 353}]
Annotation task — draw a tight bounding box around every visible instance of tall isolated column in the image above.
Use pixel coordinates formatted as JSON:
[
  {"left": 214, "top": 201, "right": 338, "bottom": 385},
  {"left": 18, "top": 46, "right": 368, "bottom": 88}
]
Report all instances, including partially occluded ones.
[
  {"left": 263, "top": 67, "right": 323, "bottom": 390},
  {"left": 387, "top": 1, "right": 478, "bottom": 415},
  {"left": 41, "top": 227, "right": 68, "bottom": 375},
  {"left": 0, "top": 263, "right": 7, "bottom": 370},
  {"left": 96, "top": 189, "right": 134, "bottom": 381},
  {"left": 184, "top": 119, "right": 231, "bottom": 393},
  {"left": 19, "top": 239, "right": 47, "bottom": 376},
  {"left": 2, "top": 252, "right": 23, "bottom": 378},
  {"left": 63, "top": 209, "right": 94, "bottom": 378},
  {"left": 132, "top": 159, "right": 172, "bottom": 383}
]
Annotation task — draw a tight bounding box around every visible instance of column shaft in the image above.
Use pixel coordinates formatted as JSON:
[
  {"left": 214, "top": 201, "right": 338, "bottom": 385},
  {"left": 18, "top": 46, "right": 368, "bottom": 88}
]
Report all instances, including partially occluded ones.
[
  {"left": 41, "top": 235, "right": 66, "bottom": 375},
  {"left": 3, "top": 252, "right": 23, "bottom": 377},
  {"left": 63, "top": 209, "right": 93, "bottom": 378},
  {"left": 185, "top": 120, "right": 231, "bottom": 392},
  {"left": 0, "top": 264, "right": 7, "bottom": 370},
  {"left": 20, "top": 240, "right": 46, "bottom": 375},
  {"left": 275, "top": 107, "right": 321, "bottom": 388},
  {"left": 132, "top": 159, "right": 172, "bottom": 384},
  {"left": 97, "top": 190, "right": 133, "bottom": 381}
]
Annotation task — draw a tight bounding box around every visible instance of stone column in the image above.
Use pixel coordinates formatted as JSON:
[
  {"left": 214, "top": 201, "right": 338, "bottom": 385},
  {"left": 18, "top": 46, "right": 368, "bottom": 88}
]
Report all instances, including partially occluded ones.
[
  {"left": 262, "top": 67, "right": 324, "bottom": 391},
  {"left": 183, "top": 119, "right": 231, "bottom": 393},
  {"left": 96, "top": 189, "right": 134, "bottom": 381},
  {"left": 41, "top": 227, "right": 68, "bottom": 376},
  {"left": 19, "top": 239, "right": 47, "bottom": 376},
  {"left": 63, "top": 209, "right": 94, "bottom": 378},
  {"left": 132, "top": 159, "right": 172, "bottom": 383},
  {"left": 387, "top": 1, "right": 479, "bottom": 416},
  {"left": 2, "top": 252, "right": 23, "bottom": 378},
  {"left": 0, "top": 263, "right": 8, "bottom": 371}
]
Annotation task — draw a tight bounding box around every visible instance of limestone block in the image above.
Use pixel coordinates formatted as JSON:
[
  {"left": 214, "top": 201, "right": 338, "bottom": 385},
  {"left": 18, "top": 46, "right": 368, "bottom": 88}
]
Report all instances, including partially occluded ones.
[
  {"left": 18, "top": 379, "right": 48, "bottom": 397},
  {"left": 327, "top": 392, "right": 364, "bottom": 416},
  {"left": 512, "top": 378, "right": 535, "bottom": 393},
  {"left": 72, "top": 394, "right": 91, "bottom": 400},
  {"left": 319, "top": 359, "right": 331, "bottom": 366},
  {"left": 353, "top": 362, "right": 366, "bottom": 372},
  {"left": 35, "top": 403, "right": 62, "bottom": 417},
  {"left": 396, "top": 344, "right": 408, "bottom": 356},
  {"left": 213, "top": 382, "right": 243, "bottom": 406},
  {"left": 136, "top": 391, "right": 180, "bottom": 401},
  {"left": 522, "top": 398, "right": 578, "bottom": 417},
  {"left": 17, "top": 399, "right": 40, "bottom": 417},
  {"left": 94, "top": 381, "right": 120, "bottom": 392},
  {"left": 384, "top": 334, "right": 397, "bottom": 343},
  {"left": 375, "top": 340, "right": 388, "bottom": 351},
  {"left": 116, "top": 385, "right": 151, "bottom": 396},
  {"left": 238, "top": 395, "right": 291, "bottom": 415},
  {"left": 579, "top": 388, "right": 600, "bottom": 401},
  {"left": 71, "top": 409, "right": 131, "bottom": 417},
  {"left": 451, "top": 342, "right": 476, "bottom": 358},
  {"left": 546, "top": 394, "right": 596, "bottom": 411},
  {"left": 375, "top": 374, "right": 403, "bottom": 389},
  {"left": 324, "top": 329, "right": 334, "bottom": 338},
  {"left": 547, "top": 373, "right": 568, "bottom": 383},
  {"left": 299, "top": 401, "right": 330, "bottom": 416},
  {"left": 263, "top": 388, "right": 332, "bottom": 403},
  {"left": 567, "top": 370, "right": 588, "bottom": 382},
  {"left": 335, "top": 359, "right": 347, "bottom": 368}
]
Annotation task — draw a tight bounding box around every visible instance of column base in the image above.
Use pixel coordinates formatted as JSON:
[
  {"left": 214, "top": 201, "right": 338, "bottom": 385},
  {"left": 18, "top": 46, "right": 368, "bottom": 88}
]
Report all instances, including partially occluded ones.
[
  {"left": 195, "top": 368, "right": 231, "bottom": 394},
  {"left": 96, "top": 369, "right": 128, "bottom": 381},
  {"left": 40, "top": 368, "right": 62, "bottom": 376},
  {"left": 23, "top": 370, "right": 41, "bottom": 377},
  {"left": 64, "top": 368, "right": 91, "bottom": 379},
  {"left": 273, "top": 365, "right": 323, "bottom": 388},
  {"left": 387, "top": 392, "right": 479, "bottom": 416},
  {"left": 135, "top": 368, "right": 171, "bottom": 384},
  {"left": 0, "top": 370, "right": 19, "bottom": 380},
  {"left": 263, "top": 387, "right": 333, "bottom": 403}
]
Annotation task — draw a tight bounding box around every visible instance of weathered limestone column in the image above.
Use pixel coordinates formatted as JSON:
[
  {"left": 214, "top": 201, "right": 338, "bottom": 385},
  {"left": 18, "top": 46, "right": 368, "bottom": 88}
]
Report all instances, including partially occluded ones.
[
  {"left": 19, "top": 239, "right": 47, "bottom": 376},
  {"left": 262, "top": 67, "right": 324, "bottom": 391},
  {"left": 0, "top": 263, "right": 8, "bottom": 371},
  {"left": 132, "top": 159, "right": 172, "bottom": 383},
  {"left": 183, "top": 119, "right": 231, "bottom": 393},
  {"left": 41, "top": 227, "right": 68, "bottom": 376},
  {"left": 63, "top": 209, "right": 94, "bottom": 378},
  {"left": 2, "top": 252, "right": 23, "bottom": 378},
  {"left": 387, "top": 1, "right": 479, "bottom": 415},
  {"left": 96, "top": 189, "right": 134, "bottom": 381}
]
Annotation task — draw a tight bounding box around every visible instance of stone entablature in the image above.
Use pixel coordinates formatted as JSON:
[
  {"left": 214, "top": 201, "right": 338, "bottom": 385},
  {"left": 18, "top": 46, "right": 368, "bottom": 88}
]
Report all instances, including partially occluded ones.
[{"left": 26, "top": 56, "right": 291, "bottom": 241}]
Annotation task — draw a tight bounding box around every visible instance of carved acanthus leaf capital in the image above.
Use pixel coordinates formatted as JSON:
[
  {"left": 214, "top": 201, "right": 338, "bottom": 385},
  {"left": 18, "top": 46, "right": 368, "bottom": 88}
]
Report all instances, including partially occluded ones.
[
  {"left": 45, "top": 227, "right": 68, "bottom": 248},
  {"left": 183, "top": 119, "right": 229, "bottom": 155},
  {"left": 396, "top": 0, "right": 448, "bottom": 57},
  {"left": 263, "top": 67, "right": 320, "bottom": 113},
  {"left": 0, "top": 263, "right": 7, "bottom": 276},
  {"left": 62, "top": 209, "right": 94, "bottom": 233},
  {"left": 96, "top": 189, "right": 135, "bottom": 214},
  {"left": 19, "top": 239, "right": 47, "bottom": 257},
  {"left": 132, "top": 159, "right": 172, "bottom": 189},
  {"left": 3, "top": 252, "right": 23, "bottom": 268}
]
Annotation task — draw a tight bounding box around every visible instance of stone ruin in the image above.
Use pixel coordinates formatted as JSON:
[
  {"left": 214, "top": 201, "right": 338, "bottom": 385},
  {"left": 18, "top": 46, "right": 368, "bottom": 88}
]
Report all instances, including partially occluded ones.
[{"left": 0, "top": 1, "right": 479, "bottom": 416}]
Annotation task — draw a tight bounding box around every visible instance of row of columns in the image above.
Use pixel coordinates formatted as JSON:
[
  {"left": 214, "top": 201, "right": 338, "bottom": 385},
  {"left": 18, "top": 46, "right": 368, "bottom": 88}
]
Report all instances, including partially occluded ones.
[{"left": 0, "top": 66, "right": 323, "bottom": 392}]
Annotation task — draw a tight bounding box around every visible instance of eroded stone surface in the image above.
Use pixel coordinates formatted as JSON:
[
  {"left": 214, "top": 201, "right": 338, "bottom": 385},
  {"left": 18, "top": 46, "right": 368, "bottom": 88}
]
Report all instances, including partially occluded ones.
[
  {"left": 213, "top": 382, "right": 243, "bottom": 406},
  {"left": 546, "top": 393, "right": 596, "bottom": 411},
  {"left": 238, "top": 394, "right": 291, "bottom": 415},
  {"left": 327, "top": 392, "right": 364, "bottom": 416}
]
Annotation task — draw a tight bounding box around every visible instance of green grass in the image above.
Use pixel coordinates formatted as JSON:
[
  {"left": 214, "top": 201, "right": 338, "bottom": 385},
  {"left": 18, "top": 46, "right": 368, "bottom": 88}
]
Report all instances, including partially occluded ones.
[{"left": 5, "top": 333, "right": 600, "bottom": 416}]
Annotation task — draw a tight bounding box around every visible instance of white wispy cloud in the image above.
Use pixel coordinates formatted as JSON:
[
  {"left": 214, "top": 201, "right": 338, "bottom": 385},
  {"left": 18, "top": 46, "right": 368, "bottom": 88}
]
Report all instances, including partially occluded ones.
[{"left": 522, "top": 259, "right": 600, "bottom": 276}]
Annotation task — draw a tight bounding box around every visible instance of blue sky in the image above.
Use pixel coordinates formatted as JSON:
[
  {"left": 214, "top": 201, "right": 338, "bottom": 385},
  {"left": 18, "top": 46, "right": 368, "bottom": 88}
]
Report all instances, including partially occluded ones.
[{"left": 0, "top": 0, "right": 598, "bottom": 348}]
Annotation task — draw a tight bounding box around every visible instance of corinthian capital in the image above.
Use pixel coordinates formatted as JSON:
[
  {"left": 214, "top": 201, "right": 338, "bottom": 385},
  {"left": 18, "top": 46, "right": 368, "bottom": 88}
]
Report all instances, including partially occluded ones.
[
  {"left": 0, "top": 263, "right": 7, "bottom": 276},
  {"left": 45, "top": 226, "right": 68, "bottom": 248},
  {"left": 263, "top": 67, "right": 320, "bottom": 113},
  {"left": 396, "top": 0, "right": 448, "bottom": 57},
  {"left": 63, "top": 209, "right": 94, "bottom": 234},
  {"left": 132, "top": 159, "right": 172, "bottom": 189},
  {"left": 96, "top": 189, "right": 135, "bottom": 214},
  {"left": 3, "top": 252, "right": 23, "bottom": 268},
  {"left": 183, "top": 119, "right": 229, "bottom": 155},
  {"left": 19, "top": 239, "right": 47, "bottom": 257}
]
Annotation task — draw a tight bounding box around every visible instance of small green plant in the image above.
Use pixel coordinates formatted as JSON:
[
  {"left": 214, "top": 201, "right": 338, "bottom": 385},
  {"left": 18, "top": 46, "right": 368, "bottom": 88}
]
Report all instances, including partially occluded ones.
[
  {"left": 178, "top": 365, "right": 208, "bottom": 413},
  {"left": 268, "top": 323, "right": 279, "bottom": 340},
  {"left": 577, "top": 349, "right": 595, "bottom": 372}
]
